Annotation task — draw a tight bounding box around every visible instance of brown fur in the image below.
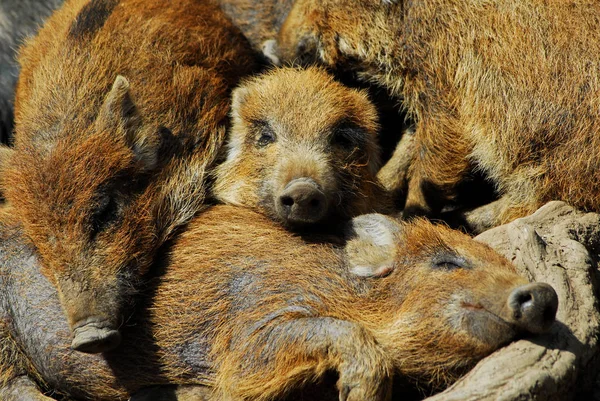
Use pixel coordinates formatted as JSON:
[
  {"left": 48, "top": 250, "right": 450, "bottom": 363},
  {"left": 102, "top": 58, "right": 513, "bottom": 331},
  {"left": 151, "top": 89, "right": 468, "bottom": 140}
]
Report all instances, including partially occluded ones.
[
  {"left": 217, "top": 0, "right": 295, "bottom": 53},
  {"left": 376, "top": 127, "right": 415, "bottom": 204},
  {"left": 2, "top": 0, "right": 258, "bottom": 341},
  {"left": 213, "top": 66, "right": 392, "bottom": 227},
  {"left": 272, "top": 0, "right": 600, "bottom": 231},
  {"left": 0, "top": 205, "right": 557, "bottom": 400}
]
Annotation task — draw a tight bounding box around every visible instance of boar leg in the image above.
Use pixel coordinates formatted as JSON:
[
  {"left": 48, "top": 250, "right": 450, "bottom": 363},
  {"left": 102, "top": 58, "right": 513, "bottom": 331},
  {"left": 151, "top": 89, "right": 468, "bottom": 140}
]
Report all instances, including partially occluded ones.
[
  {"left": 464, "top": 196, "right": 539, "bottom": 234},
  {"left": 0, "top": 376, "right": 54, "bottom": 401},
  {"left": 130, "top": 385, "right": 213, "bottom": 401},
  {"left": 221, "top": 317, "right": 391, "bottom": 401},
  {"left": 376, "top": 128, "right": 415, "bottom": 203},
  {"left": 404, "top": 118, "right": 472, "bottom": 218}
]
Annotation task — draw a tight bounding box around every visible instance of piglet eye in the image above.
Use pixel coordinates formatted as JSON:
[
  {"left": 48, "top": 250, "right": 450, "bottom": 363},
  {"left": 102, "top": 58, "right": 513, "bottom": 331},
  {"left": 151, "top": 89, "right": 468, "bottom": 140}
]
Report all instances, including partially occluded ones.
[
  {"left": 332, "top": 130, "right": 355, "bottom": 149},
  {"left": 432, "top": 254, "right": 469, "bottom": 271},
  {"left": 435, "top": 261, "right": 461, "bottom": 270},
  {"left": 257, "top": 131, "right": 276, "bottom": 147},
  {"left": 253, "top": 120, "right": 276, "bottom": 147}
]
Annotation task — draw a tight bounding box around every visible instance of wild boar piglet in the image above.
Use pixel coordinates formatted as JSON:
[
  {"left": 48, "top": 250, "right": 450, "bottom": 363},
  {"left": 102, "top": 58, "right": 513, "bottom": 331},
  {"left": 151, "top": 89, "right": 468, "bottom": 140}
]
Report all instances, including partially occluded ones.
[
  {"left": 214, "top": 66, "right": 390, "bottom": 228},
  {"left": 2, "top": 0, "right": 257, "bottom": 353},
  {"left": 0, "top": 206, "right": 557, "bottom": 400}
]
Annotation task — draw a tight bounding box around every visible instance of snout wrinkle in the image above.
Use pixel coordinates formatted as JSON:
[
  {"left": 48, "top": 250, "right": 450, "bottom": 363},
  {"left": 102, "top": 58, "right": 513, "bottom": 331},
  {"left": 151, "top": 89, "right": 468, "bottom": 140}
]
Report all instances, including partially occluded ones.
[{"left": 283, "top": 177, "right": 322, "bottom": 191}]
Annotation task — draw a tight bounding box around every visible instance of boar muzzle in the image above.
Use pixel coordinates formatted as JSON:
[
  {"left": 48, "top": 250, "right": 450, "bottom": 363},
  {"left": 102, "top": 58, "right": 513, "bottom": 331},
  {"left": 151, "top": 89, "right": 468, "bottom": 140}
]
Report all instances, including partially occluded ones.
[
  {"left": 508, "top": 283, "right": 558, "bottom": 334},
  {"left": 276, "top": 177, "right": 328, "bottom": 225}
]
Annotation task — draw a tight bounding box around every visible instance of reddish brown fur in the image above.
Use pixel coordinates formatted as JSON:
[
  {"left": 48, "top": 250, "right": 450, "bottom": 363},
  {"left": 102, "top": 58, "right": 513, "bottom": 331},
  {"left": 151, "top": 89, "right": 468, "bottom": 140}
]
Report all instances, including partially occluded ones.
[
  {"left": 272, "top": 0, "right": 600, "bottom": 231},
  {"left": 2, "top": 0, "right": 257, "bottom": 343},
  {"left": 0, "top": 205, "right": 551, "bottom": 400},
  {"left": 213, "top": 66, "right": 392, "bottom": 226}
]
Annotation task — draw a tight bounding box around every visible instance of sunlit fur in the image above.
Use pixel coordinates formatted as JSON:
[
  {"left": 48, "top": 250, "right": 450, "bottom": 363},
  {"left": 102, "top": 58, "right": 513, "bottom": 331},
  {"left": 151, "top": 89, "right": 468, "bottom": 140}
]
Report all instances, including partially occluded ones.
[
  {"left": 0, "top": 206, "right": 532, "bottom": 399},
  {"left": 275, "top": 0, "right": 600, "bottom": 229},
  {"left": 1, "top": 0, "right": 257, "bottom": 332}
]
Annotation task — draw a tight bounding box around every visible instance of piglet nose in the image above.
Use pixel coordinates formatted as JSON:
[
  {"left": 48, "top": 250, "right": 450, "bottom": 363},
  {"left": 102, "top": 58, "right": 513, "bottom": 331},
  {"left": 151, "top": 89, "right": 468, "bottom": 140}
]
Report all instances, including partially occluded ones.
[
  {"left": 277, "top": 178, "right": 327, "bottom": 225},
  {"left": 507, "top": 283, "right": 558, "bottom": 334}
]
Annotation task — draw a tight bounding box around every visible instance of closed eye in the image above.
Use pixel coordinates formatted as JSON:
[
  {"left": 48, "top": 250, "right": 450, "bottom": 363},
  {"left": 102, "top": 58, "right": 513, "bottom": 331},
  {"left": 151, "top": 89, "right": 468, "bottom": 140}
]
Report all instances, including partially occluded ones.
[
  {"left": 331, "top": 121, "right": 367, "bottom": 150},
  {"left": 332, "top": 129, "right": 355, "bottom": 149},
  {"left": 432, "top": 254, "right": 469, "bottom": 270}
]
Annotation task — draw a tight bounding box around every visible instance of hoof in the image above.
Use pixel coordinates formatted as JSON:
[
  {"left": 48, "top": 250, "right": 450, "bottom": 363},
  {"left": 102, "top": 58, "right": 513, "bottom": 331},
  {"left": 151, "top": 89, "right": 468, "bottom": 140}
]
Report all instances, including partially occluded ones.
[{"left": 71, "top": 323, "right": 121, "bottom": 353}]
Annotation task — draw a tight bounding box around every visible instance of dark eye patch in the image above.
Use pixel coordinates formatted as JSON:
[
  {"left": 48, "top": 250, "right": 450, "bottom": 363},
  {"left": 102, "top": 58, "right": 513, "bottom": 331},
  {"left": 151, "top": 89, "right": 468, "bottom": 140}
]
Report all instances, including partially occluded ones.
[
  {"left": 432, "top": 252, "right": 470, "bottom": 271},
  {"left": 87, "top": 171, "right": 150, "bottom": 241},
  {"left": 331, "top": 120, "right": 368, "bottom": 150},
  {"left": 90, "top": 194, "right": 121, "bottom": 238},
  {"left": 251, "top": 119, "right": 277, "bottom": 148}
]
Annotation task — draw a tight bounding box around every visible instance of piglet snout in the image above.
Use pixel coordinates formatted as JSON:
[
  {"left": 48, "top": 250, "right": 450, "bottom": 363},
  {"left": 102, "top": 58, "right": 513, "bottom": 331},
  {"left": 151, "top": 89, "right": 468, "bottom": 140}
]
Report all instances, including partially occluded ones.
[
  {"left": 277, "top": 178, "right": 327, "bottom": 225},
  {"left": 508, "top": 283, "right": 558, "bottom": 334}
]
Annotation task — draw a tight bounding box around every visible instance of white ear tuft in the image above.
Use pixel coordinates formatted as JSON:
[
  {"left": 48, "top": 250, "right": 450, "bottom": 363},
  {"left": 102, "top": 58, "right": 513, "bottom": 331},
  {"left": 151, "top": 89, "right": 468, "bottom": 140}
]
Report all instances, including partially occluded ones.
[
  {"left": 112, "top": 75, "right": 129, "bottom": 91},
  {"left": 261, "top": 39, "right": 282, "bottom": 66}
]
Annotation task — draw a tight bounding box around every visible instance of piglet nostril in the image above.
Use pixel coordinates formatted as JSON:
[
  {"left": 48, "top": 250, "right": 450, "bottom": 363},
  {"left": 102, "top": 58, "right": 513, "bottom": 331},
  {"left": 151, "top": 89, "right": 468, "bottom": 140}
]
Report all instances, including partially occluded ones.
[
  {"left": 517, "top": 292, "right": 533, "bottom": 308},
  {"left": 281, "top": 196, "right": 294, "bottom": 207},
  {"left": 309, "top": 198, "right": 320, "bottom": 209}
]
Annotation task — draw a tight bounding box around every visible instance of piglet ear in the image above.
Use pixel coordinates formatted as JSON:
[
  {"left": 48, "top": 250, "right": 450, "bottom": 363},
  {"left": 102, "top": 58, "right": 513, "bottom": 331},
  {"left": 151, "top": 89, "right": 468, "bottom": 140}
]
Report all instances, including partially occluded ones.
[
  {"left": 230, "top": 85, "right": 250, "bottom": 117},
  {"left": 96, "top": 75, "right": 159, "bottom": 171},
  {"left": 345, "top": 214, "right": 402, "bottom": 278},
  {"left": 261, "top": 39, "right": 282, "bottom": 66},
  {"left": 97, "top": 76, "right": 138, "bottom": 135}
]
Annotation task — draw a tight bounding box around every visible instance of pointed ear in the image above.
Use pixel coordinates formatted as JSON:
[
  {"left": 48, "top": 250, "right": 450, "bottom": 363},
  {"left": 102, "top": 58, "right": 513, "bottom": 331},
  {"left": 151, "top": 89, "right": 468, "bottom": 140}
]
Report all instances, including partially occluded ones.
[
  {"left": 96, "top": 75, "right": 159, "bottom": 171},
  {"left": 97, "top": 76, "right": 138, "bottom": 132},
  {"left": 345, "top": 214, "right": 402, "bottom": 278}
]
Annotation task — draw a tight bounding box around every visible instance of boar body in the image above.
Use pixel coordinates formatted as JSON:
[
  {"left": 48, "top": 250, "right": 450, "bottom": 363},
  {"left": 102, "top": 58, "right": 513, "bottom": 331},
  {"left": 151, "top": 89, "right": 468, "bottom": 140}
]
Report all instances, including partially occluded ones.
[
  {"left": 273, "top": 0, "right": 600, "bottom": 232},
  {"left": 0, "top": 205, "right": 557, "bottom": 400},
  {"left": 3, "top": 0, "right": 258, "bottom": 352},
  {"left": 217, "top": 0, "right": 295, "bottom": 54}
]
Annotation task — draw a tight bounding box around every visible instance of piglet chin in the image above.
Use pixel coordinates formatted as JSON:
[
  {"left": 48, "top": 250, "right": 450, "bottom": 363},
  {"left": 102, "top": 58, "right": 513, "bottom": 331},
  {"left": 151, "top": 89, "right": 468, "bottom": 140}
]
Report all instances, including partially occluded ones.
[{"left": 459, "top": 303, "right": 519, "bottom": 349}]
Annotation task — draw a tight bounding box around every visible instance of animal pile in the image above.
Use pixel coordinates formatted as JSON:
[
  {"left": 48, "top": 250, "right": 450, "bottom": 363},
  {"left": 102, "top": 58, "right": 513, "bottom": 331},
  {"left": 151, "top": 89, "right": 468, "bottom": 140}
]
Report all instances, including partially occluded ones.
[{"left": 10, "top": 0, "right": 600, "bottom": 399}]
